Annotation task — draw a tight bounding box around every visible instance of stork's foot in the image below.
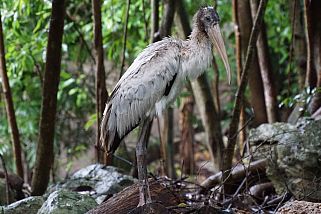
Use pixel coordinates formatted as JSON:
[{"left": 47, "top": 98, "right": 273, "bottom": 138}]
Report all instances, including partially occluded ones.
[
  {"left": 128, "top": 202, "right": 168, "bottom": 214},
  {"left": 137, "top": 178, "right": 152, "bottom": 207},
  {"left": 128, "top": 179, "right": 168, "bottom": 213}
]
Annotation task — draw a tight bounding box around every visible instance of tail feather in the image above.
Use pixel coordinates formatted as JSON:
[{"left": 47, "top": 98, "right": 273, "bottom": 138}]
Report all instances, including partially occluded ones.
[
  {"left": 100, "top": 103, "right": 131, "bottom": 155},
  {"left": 100, "top": 102, "right": 142, "bottom": 155},
  {"left": 100, "top": 103, "right": 113, "bottom": 153}
]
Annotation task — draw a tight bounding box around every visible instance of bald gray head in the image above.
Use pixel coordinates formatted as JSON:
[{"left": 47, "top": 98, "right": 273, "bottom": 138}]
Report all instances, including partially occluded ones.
[{"left": 195, "top": 7, "right": 220, "bottom": 36}]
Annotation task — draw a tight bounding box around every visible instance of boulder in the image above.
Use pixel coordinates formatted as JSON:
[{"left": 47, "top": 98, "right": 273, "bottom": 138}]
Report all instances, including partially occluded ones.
[
  {"left": 2, "top": 196, "right": 44, "bottom": 214},
  {"left": 248, "top": 118, "right": 321, "bottom": 202},
  {"left": 276, "top": 200, "right": 321, "bottom": 213},
  {"left": 38, "top": 189, "right": 97, "bottom": 214},
  {"left": 48, "top": 164, "right": 135, "bottom": 204}
]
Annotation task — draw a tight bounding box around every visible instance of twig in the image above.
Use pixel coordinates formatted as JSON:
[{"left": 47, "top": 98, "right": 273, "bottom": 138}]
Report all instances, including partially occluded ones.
[
  {"left": 119, "top": 0, "right": 131, "bottom": 78},
  {"left": 0, "top": 154, "right": 10, "bottom": 205}
]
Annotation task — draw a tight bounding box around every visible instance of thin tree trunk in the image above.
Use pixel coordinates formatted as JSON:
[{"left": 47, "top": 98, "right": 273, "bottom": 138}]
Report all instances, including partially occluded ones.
[
  {"left": 0, "top": 11, "right": 24, "bottom": 179},
  {"left": 179, "top": 96, "right": 194, "bottom": 175},
  {"left": 303, "top": 0, "right": 317, "bottom": 89},
  {"left": 250, "top": 0, "right": 278, "bottom": 123},
  {"left": 224, "top": 0, "right": 268, "bottom": 192},
  {"left": 120, "top": 0, "right": 131, "bottom": 77},
  {"left": 232, "top": 0, "right": 246, "bottom": 157},
  {"left": 31, "top": 0, "right": 65, "bottom": 196},
  {"left": 238, "top": 0, "right": 267, "bottom": 126},
  {"left": 304, "top": 0, "right": 321, "bottom": 114},
  {"left": 160, "top": 107, "right": 176, "bottom": 178},
  {"left": 92, "top": 0, "right": 109, "bottom": 164},
  {"left": 289, "top": 0, "right": 307, "bottom": 90},
  {"left": 151, "top": 0, "right": 159, "bottom": 43}
]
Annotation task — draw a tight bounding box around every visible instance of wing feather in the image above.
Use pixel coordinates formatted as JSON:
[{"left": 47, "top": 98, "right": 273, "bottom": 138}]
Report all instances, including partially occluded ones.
[{"left": 100, "top": 38, "right": 182, "bottom": 153}]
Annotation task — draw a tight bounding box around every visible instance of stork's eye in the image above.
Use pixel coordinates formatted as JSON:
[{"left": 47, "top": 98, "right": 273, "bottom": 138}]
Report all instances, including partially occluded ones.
[{"left": 205, "top": 16, "right": 211, "bottom": 22}]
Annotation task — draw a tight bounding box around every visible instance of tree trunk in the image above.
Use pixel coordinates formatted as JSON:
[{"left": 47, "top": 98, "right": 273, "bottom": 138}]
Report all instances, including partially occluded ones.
[
  {"left": 289, "top": 0, "right": 307, "bottom": 90},
  {"left": 250, "top": 0, "right": 278, "bottom": 123},
  {"left": 304, "top": 0, "right": 321, "bottom": 114},
  {"left": 92, "top": 0, "right": 109, "bottom": 164},
  {"left": 238, "top": 0, "right": 267, "bottom": 126},
  {"left": 31, "top": 0, "right": 65, "bottom": 196},
  {"left": 0, "top": 12, "right": 24, "bottom": 179}
]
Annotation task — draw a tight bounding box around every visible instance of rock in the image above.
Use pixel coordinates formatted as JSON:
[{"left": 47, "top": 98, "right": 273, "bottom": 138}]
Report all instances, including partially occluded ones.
[
  {"left": 276, "top": 200, "right": 321, "bottom": 213},
  {"left": 248, "top": 118, "right": 321, "bottom": 201},
  {"left": 2, "top": 196, "right": 44, "bottom": 214},
  {"left": 38, "top": 189, "right": 97, "bottom": 214},
  {"left": 48, "top": 164, "right": 135, "bottom": 204}
]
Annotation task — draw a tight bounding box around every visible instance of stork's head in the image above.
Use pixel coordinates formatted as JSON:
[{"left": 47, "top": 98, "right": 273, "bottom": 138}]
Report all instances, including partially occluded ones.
[{"left": 195, "top": 7, "right": 231, "bottom": 84}]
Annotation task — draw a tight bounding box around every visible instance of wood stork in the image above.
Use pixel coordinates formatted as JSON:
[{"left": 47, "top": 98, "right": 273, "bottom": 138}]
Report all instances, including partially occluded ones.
[{"left": 100, "top": 6, "right": 231, "bottom": 207}]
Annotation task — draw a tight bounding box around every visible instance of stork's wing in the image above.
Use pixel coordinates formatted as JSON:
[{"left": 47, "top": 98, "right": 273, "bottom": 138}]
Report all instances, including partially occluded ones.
[{"left": 101, "top": 38, "right": 182, "bottom": 154}]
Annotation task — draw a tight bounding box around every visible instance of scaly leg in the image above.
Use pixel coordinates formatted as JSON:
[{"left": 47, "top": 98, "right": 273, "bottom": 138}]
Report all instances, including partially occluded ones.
[{"left": 136, "top": 117, "right": 153, "bottom": 207}]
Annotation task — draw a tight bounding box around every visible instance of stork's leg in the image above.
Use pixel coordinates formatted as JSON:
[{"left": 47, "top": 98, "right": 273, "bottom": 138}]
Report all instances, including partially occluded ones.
[{"left": 136, "top": 117, "right": 153, "bottom": 207}]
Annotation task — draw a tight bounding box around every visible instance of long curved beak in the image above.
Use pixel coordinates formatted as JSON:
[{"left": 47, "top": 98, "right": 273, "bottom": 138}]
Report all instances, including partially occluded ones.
[{"left": 208, "top": 24, "right": 231, "bottom": 84}]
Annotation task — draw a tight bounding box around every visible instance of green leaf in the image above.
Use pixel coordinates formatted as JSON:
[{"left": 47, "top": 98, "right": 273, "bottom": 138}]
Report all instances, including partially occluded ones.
[{"left": 85, "top": 113, "right": 97, "bottom": 130}]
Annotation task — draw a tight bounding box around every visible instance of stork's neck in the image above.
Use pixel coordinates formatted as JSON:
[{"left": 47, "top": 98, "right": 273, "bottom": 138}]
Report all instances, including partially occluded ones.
[{"left": 181, "top": 29, "right": 213, "bottom": 80}]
